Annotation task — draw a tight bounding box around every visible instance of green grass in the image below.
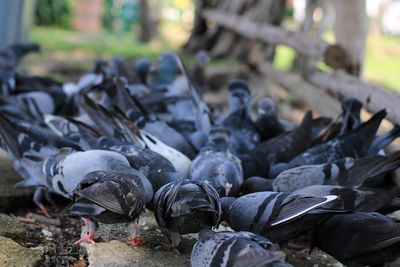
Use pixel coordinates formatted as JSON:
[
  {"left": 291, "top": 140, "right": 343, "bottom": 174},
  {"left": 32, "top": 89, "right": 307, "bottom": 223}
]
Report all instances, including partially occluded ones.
[
  {"left": 30, "top": 25, "right": 182, "bottom": 59},
  {"left": 273, "top": 45, "right": 296, "bottom": 71},
  {"left": 364, "top": 35, "right": 400, "bottom": 91},
  {"left": 273, "top": 33, "right": 400, "bottom": 92},
  {"left": 28, "top": 25, "right": 238, "bottom": 72}
]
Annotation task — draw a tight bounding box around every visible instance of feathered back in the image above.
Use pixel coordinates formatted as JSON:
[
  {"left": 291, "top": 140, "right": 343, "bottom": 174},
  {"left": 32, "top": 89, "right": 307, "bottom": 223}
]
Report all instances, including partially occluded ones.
[{"left": 153, "top": 179, "right": 222, "bottom": 231}]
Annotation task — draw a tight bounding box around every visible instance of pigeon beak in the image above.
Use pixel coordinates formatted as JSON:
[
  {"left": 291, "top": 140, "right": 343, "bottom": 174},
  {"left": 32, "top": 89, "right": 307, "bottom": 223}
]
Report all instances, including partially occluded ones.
[{"left": 224, "top": 182, "right": 233, "bottom": 196}]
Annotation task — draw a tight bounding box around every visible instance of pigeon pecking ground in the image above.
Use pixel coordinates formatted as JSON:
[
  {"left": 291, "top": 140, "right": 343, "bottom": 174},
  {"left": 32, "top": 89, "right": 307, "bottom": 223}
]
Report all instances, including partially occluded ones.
[{"left": 0, "top": 43, "right": 399, "bottom": 267}]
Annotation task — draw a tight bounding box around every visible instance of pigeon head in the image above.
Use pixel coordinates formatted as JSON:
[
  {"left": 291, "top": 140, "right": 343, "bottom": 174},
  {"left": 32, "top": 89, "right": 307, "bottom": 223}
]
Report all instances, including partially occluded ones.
[
  {"left": 341, "top": 98, "right": 363, "bottom": 115},
  {"left": 220, "top": 197, "right": 236, "bottom": 223},
  {"left": 215, "top": 161, "right": 241, "bottom": 196},
  {"left": 155, "top": 52, "right": 180, "bottom": 89},
  {"left": 341, "top": 98, "right": 363, "bottom": 130},
  {"left": 133, "top": 58, "right": 153, "bottom": 83},
  {"left": 209, "top": 127, "right": 230, "bottom": 144},
  {"left": 158, "top": 52, "right": 179, "bottom": 69},
  {"left": 257, "top": 97, "right": 277, "bottom": 117},
  {"left": 228, "top": 79, "right": 251, "bottom": 114},
  {"left": 93, "top": 60, "right": 109, "bottom": 75}
]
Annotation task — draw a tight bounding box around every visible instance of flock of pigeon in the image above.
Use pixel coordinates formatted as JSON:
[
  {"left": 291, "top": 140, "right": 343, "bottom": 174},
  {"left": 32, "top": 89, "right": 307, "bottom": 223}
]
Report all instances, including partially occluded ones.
[{"left": 0, "top": 43, "right": 400, "bottom": 267}]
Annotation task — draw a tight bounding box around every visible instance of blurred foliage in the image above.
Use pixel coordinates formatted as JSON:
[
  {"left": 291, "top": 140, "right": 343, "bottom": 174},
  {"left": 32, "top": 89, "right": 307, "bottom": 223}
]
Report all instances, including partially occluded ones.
[
  {"left": 102, "top": 0, "right": 115, "bottom": 30},
  {"left": 34, "top": 0, "right": 72, "bottom": 28},
  {"left": 285, "top": 6, "right": 294, "bottom": 18}
]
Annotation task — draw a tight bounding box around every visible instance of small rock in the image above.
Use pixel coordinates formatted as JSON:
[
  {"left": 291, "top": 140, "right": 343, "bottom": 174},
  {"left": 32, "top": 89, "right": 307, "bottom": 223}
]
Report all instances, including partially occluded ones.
[
  {"left": 0, "top": 151, "right": 34, "bottom": 212},
  {"left": 0, "top": 213, "right": 28, "bottom": 240},
  {"left": 0, "top": 236, "right": 42, "bottom": 267},
  {"left": 41, "top": 228, "right": 53, "bottom": 238},
  {"left": 86, "top": 240, "right": 190, "bottom": 267}
]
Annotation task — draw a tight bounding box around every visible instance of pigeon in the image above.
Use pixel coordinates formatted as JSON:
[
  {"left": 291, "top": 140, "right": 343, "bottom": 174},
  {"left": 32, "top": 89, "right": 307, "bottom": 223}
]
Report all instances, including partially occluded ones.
[
  {"left": 153, "top": 179, "right": 221, "bottom": 249},
  {"left": 226, "top": 79, "right": 252, "bottom": 116},
  {"left": 312, "top": 98, "right": 363, "bottom": 145},
  {"left": 255, "top": 97, "right": 285, "bottom": 141},
  {"left": 367, "top": 124, "right": 400, "bottom": 156},
  {"left": 242, "top": 111, "right": 313, "bottom": 178},
  {"left": 241, "top": 176, "right": 274, "bottom": 195},
  {"left": 310, "top": 116, "right": 333, "bottom": 141},
  {"left": 129, "top": 92, "right": 196, "bottom": 158},
  {"left": 19, "top": 149, "right": 139, "bottom": 199},
  {"left": 0, "top": 43, "right": 40, "bottom": 71},
  {"left": 191, "top": 229, "right": 293, "bottom": 267},
  {"left": 177, "top": 57, "right": 213, "bottom": 135},
  {"left": 133, "top": 58, "right": 153, "bottom": 85},
  {"left": 272, "top": 151, "right": 400, "bottom": 193},
  {"left": 221, "top": 192, "right": 339, "bottom": 243},
  {"left": 14, "top": 74, "right": 74, "bottom": 115},
  {"left": 251, "top": 110, "right": 313, "bottom": 163},
  {"left": 77, "top": 94, "right": 192, "bottom": 174},
  {"left": 7, "top": 117, "right": 81, "bottom": 151},
  {"left": 313, "top": 212, "right": 400, "bottom": 267},
  {"left": 339, "top": 98, "right": 363, "bottom": 135},
  {"left": 222, "top": 79, "right": 260, "bottom": 154},
  {"left": 272, "top": 157, "right": 355, "bottom": 192},
  {"left": 293, "top": 185, "right": 399, "bottom": 212},
  {"left": 289, "top": 110, "right": 387, "bottom": 167},
  {"left": 153, "top": 52, "right": 181, "bottom": 93},
  {"left": 190, "top": 50, "right": 209, "bottom": 95},
  {"left": 102, "top": 142, "right": 180, "bottom": 193},
  {"left": 67, "top": 170, "right": 146, "bottom": 245},
  {"left": 45, "top": 114, "right": 174, "bottom": 196},
  {"left": 0, "top": 114, "right": 154, "bottom": 218},
  {"left": 0, "top": 43, "right": 41, "bottom": 96},
  {"left": 335, "top": 151, "right": 400, "bottom": 188},
  {"left": 190, "top": 127, "right": 244, "bottom": 196}
]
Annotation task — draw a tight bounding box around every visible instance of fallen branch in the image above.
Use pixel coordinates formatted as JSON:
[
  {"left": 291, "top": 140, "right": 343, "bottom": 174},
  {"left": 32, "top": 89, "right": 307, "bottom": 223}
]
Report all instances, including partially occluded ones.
[
  {"left": 309, "top": 70, "right": 400, "bottom": 125},
  {"left": 202, "top": 9, "right": 346, "bottom": 67}
]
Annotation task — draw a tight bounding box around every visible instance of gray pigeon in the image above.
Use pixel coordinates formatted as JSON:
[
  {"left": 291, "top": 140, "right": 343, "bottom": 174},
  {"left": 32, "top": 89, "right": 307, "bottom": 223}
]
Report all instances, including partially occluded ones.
[
  {"left": 191, "top": 229, "right": 293, "bottom": 267},
  {"left": 272, "top": 157, "right": 355, "bottom": 192},
  {"left": 274, "top": 151, "right": 400, "bottom": 192},
  {"left": 153, "top": 179, "right": 222, "bottom": 249},
  {"left": 255, "top": 97, "right": 285, "bottom": 141},
  {"left": 222, "top": 79, "right": 261, "bottom": 154},
  {"left": 313, "top": 212, "right": 400, "bottom": 267},
  {"left": 67, "top": 170, "right": 146, "bottom": 245},
  {"left": 0, "top": 43, "right": 40, "bottom": 71},
  {"left": 221, "top": 192, "right": 338, "bottom": 243},
  {"left": 289, "top": 110, "right": 386, "bottom": 168},
  {"left": 0, "top": 112, "right": 151, "bottom": 213},
  {"left": 190, "top": 127, "right": 244, "bottom": 196},
  {"left": 19, "top": 149, "right": 137, "bottom": 199}
]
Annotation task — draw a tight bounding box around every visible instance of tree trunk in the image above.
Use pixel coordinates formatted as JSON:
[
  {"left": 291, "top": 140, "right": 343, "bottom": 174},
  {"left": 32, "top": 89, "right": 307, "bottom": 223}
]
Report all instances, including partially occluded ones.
[
  {"left": 334, "top": 0, "right": 368, "bottom": 77},
  {"left": 292, "top": 0, "right": 331, "bottom": 76},
  {"left": 139, "top": 0, "right": 152, "bottom": 43},
  {"left": 183, "top": 0, "right": 208, "bottom": 51}
]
